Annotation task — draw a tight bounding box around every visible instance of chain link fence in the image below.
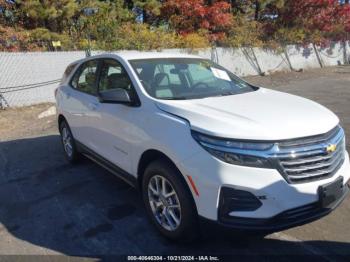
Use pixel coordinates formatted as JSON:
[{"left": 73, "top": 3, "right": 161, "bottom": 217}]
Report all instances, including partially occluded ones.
[
  {"left": 0, "top": 42, "right": 348, "bottom": 109},
  {"left": 0, "top": 51, "right": 86, "bottom": 108}
]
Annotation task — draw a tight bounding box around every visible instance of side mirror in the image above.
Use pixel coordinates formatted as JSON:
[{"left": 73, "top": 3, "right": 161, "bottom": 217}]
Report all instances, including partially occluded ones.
[{"left": 98, "top": 88, "right": 132, "bottom": 105}]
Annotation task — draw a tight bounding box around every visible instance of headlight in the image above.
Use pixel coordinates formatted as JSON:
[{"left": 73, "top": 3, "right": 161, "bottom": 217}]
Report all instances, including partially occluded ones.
[{"left": 191, "top": 131, "right": 274, "bottom": 168}]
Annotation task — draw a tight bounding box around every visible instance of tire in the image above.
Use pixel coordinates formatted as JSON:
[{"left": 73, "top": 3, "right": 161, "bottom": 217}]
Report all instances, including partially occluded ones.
[
  {"left": 59, "top": 120, "right": 80, "bottom": 163},
  {"left": 142, "top": 159, "right": 199, "bottom": 242}
]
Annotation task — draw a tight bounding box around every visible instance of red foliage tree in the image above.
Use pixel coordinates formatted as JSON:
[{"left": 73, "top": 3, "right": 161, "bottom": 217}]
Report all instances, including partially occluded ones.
[
  {"left": 279, "top": 0, "right": 350, "bottom": 43},
  {"left": 161, "top": 0, "right": 233, "bottom": 42},
  {"left": 338, "top": 2, "right": 350, "bottom": 34}
]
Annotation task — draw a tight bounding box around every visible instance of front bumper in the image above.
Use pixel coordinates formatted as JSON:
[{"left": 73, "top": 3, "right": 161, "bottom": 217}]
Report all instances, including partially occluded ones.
[
  {"left": 178, "top": 147, "right": 350, "bottom": 228},
  {"left": 201, "top": 182, "right": 349, "bottom": 233}
]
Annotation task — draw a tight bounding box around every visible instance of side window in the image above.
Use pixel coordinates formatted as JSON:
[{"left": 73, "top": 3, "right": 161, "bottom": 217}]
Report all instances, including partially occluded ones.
[
  {"left": 71, "top": 60, "right": 98, "bottom": 95},
  {"left": 61, "top": 63, "right": 78, "bottom": 84},
  {"left": 98, "top": 59, "right": 132, "bottom": 92}
]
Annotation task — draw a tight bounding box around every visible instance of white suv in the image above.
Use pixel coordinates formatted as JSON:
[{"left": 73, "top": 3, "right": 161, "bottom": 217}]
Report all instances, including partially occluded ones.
[{"left": 56, "top": 52, "right": 350, "bottom": 241}]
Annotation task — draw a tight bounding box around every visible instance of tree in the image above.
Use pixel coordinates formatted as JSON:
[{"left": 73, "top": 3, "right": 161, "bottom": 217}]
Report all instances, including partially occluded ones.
[
  {"left": 228, "top": 0, "right": 284, "bottom": 21},
  {"left": 224, "top": 16, "right": 264, "bottom": 47},
  {"left": 0, "top": 0, "right": 18, "bottom": 26},
  {"left": 1, "top": 0, "right": 349, "bottom": 52},
  {"left": 71, "top": 0, "right": 132, "bottom": 50},
  {"left": 132, "top": 0, "right": 162, "bottom": 24},
  {"left": 275, "top": 0, "right": 350, "bottom": 45},
  {"left": 161, "top": 0, "right": 233, "bottom": 42},
  {"left": 16, "top": 0, "right": 79, "bottom": 33},
  {"left": 340, "top": 0, "right": 350, "bottom": 64}
]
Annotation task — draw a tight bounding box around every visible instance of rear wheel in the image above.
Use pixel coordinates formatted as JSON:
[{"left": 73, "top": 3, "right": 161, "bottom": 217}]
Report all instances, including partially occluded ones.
[
  {"left": 142, "top": 159, "right": 199, "bottom": 242},
  {"left": 59, "top": 120, "right": 80, "bottom": 163}
]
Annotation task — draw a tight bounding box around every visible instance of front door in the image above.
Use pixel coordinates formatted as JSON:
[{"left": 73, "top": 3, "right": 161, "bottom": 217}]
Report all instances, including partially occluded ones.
[{"left": 92, "top": 59, "right": 138, "bottom": 173}]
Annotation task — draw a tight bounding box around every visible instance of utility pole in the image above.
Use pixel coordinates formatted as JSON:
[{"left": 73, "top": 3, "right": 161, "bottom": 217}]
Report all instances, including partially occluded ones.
[{"left": 83, "top": 7, "right": 99, "bottom": 57}]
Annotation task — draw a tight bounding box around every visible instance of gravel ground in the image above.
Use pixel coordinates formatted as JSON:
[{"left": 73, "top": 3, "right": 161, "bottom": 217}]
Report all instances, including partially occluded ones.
[
  {"left": 0, "top": 103, "right": 56, "bottom": 142},
  {"left": 0, "top": 66, "right": 350, "bottom": 261}
]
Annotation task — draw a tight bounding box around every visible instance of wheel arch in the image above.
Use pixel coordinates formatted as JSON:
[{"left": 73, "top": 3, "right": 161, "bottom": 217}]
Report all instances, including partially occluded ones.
[
  {"left": 137, "top": 149, "right": 170, "bottom": 188},
  {"left": 58, "top": 114, "right": 67, "bottom": 128},
  {"left": 137, "top": 149, "right": 196, "bottom": 203}
]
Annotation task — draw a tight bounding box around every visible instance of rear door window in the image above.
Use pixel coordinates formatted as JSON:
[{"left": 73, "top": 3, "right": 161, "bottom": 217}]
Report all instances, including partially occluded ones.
[{"left": 71, "top": 60, "right": 99, "bottom": 95}]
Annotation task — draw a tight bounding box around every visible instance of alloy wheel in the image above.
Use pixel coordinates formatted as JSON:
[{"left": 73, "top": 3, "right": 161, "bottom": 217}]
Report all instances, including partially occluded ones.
[
  {"left": 61, "top": 126, "right": 73, "bottom": 157},
  {"left": 148, "top": 175, "right": 182, "bottom": 231}
]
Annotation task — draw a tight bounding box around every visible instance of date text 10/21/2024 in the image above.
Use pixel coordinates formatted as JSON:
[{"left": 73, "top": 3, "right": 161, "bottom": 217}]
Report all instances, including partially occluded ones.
[{"left": 127, "top": 256, "right": 220, "bottom": 261}]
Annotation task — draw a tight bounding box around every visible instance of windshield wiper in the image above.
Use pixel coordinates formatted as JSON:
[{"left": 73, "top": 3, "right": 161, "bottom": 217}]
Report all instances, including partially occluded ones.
[
  {"left": 204, "top": 92, "right": 235, "bottom": 98},
  {"left": 161, "top": 96, "right": 188, "bottom": 100},
  {"left": 219, "top": 91, "right": 236, "bottom": 96}
]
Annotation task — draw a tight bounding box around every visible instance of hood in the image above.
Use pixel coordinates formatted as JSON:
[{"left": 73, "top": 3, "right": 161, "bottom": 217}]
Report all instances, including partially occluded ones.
[{"left": 155, "top": 88, "right": 339, "bottom": 141}]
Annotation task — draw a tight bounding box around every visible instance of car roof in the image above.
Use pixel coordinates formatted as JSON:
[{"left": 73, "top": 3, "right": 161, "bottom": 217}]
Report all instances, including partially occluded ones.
[
  {"left": 116, "top": 51, "right": 202, "bottom": 60},
  {"left": 81, "top": 51, "right": 203, "bottom": 62},
  {"left": 63, "top": 51, "right": 206, "bottom": 84}
]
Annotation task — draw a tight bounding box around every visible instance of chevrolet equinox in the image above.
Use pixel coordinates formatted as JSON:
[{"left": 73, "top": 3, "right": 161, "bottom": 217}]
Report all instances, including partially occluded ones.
[{"left": 55, "top": 52, "right": 350, "bottom": 241}]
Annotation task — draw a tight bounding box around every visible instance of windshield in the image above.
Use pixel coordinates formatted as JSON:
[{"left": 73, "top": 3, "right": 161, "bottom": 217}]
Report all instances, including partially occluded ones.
[{"left": 129, "top": 58, "right": 257, "bottom": 100}]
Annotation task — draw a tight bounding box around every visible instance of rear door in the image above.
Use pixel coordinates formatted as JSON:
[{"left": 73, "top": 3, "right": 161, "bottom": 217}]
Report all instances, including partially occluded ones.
[{"left": 63, "top": 59, "right": 101, "bottom": 149}]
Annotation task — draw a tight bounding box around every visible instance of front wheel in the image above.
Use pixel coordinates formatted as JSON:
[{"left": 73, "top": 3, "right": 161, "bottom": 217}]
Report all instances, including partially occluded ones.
[{"left": 142, "top": 159, "right": 199, "bottom": 242}]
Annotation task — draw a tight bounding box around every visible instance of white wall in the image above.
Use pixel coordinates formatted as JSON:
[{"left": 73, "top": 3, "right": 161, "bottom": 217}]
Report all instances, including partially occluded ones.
[{"left": 0, "top": 41, "right": 349, "bottom": 107}]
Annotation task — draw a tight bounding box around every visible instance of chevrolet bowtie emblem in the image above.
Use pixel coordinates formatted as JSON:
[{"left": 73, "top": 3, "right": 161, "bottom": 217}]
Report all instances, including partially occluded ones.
[{"left": 326, "top": 144, "right": 337, "bottom": 153}]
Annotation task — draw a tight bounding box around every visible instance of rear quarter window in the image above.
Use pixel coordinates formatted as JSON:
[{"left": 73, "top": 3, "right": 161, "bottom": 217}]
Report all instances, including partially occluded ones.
[{"left": 61, "top": 63, "right": 78, "bottom": 84}]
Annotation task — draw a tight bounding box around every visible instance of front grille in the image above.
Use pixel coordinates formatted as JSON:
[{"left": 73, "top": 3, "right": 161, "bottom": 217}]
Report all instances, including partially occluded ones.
[
  {"left": 278, "top": 125, "right": 340, "bottom": 148},
  {"left": 274, "top": 126, "right": 345, "bottom": 183}
]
